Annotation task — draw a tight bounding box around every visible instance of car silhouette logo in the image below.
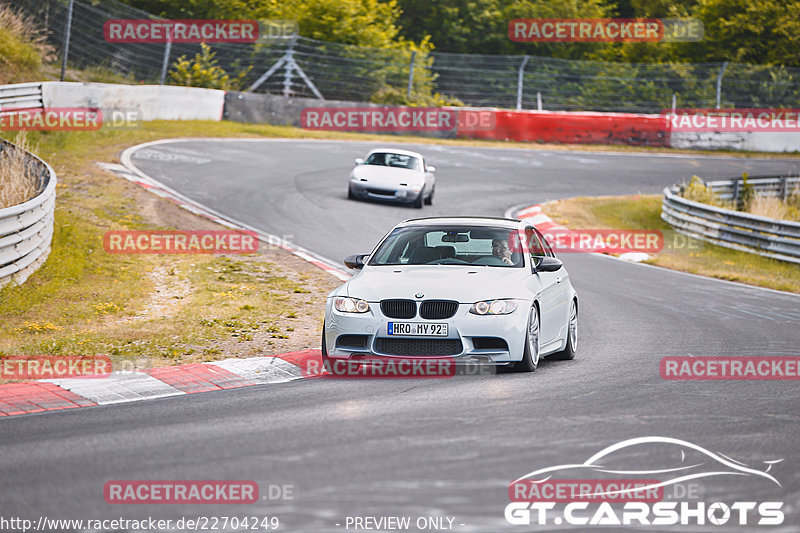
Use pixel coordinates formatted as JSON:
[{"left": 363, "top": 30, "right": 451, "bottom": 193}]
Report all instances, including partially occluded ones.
[{"left": 511, "top": 436, "right": 783, "bottom": 499}]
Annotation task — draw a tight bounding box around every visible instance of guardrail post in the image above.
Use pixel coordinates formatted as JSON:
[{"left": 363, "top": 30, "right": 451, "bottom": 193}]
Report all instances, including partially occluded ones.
[
  {"left": 731, "top": 179, "right": 740, "bottom": 209},
  {"left": 537, "top": 91, "right": 542, "bottom": 111},
  {"left": 715, "top": 61, "right": 728, "bottom": 109},
  {"left": 159, "top": 38, "right": 172, "bottom": 85},
  {"left": 283, "top": 37, "right": 296, "bottom": 98},
  {"left": 407, "top": 51, "right": 416, "bottom": 100},
  {"left": 780, "top": 175, "right": 788, "bottom": 201},
  {"left": 516, "top": 55, "right": 529, "bottom": 111},
  {"left": 60, "top": 0, "right": 75, "bottom": 81}
]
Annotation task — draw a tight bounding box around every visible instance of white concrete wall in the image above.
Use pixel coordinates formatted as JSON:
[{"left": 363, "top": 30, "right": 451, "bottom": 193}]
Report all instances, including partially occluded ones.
[
  {"left": 41, "top": 82, "right": 225, "bottom": 121},
  {"left": 671, "top": 131, "right": 800, "bottom": 152}
]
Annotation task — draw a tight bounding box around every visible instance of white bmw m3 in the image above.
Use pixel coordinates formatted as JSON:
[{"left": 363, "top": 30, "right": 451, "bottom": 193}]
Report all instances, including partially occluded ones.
[{"left": 322, "top": 217, "right": 578, "bottom": 372}]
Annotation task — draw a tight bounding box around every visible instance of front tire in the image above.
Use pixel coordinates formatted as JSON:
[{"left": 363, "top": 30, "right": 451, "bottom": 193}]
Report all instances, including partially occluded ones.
[
  {"left": 550, "top": 299, "right": 577, "bottom": 360},
  {"left": 514, "top": 306, "right": 540, "bottom": 372},
  {"left": 347, "top": 186, "right": 355, "bottom": 200},
  {"left": 424, "top": 186, "right": 434, "bottom": 205},
  {"left": 413, "top": 187, "right": 425, "bottom": 209}
]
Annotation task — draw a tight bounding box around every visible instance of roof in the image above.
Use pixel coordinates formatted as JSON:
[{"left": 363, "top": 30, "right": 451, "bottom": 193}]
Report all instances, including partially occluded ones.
[
  {"left": 398, "top": 216, "right": 522, "bottom": 228},
  {"left": 366, "top": 147, "right": 424, "bottom": 159}
]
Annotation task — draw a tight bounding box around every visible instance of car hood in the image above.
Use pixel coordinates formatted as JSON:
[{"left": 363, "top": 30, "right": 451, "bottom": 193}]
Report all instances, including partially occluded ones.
[
  {"left": 352, "top": 165, "right": 422, "bottom": 186},
  {"left": 344, "top": 266, "right": 533, "bottom": 302}
]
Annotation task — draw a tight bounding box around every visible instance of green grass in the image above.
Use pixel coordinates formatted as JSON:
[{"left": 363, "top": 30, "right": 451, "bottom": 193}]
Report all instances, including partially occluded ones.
[
  {"left": 546, "top": 195, "right": 800, "bottom": 293},
  {"left": 0, "top": 123, "right": 348, "bottom": 371}
]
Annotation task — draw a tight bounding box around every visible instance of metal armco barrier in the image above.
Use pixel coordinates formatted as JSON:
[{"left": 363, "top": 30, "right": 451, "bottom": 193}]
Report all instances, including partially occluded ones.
[
  {"left": 661, "top": 177, "right": 800, "bottom": 264},
  {"left": 706, "top": 175, "right": 800, "bottom": 205},
  {"left": 0, "top": 139, "right": 57, "bottom": 288},
  {"left": 0, "top": 82, "right": 45, "bottom": 113}
]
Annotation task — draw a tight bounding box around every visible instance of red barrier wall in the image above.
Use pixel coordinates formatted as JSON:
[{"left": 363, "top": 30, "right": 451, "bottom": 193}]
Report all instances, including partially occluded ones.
[{"left": 459, "top": 109, "right": 670, "bottom": 146}]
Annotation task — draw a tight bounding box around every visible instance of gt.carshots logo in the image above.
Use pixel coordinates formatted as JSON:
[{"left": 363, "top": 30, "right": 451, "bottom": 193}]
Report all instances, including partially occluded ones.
[{"left": 505, "top": 437, "right": 784, "bottom": 526}]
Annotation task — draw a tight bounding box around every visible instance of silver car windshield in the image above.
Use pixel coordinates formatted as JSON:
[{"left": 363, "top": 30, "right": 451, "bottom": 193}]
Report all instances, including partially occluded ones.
[
  {"left": 364, "top": 152, "right": 420, "bottom": 171},
  {"left": 368, "top": 226, "right": 524, "bottom": 267}
]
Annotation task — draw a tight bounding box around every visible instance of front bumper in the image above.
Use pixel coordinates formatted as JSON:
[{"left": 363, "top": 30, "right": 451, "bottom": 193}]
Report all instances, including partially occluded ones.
[
  {"left": 349, "top": 181, "right": 423, "bottom": 203},
  {"left": 324, "top": 300, "right": 528, "bottom": 365}
]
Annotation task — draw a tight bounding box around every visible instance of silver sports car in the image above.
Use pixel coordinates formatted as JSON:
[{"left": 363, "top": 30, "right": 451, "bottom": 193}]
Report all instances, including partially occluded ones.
[
  {"left": 322, "top": 217, "right": 578, "bottom": 373},
  {"left": 347, "top": 148, "right": 436, "bottom": 208}
]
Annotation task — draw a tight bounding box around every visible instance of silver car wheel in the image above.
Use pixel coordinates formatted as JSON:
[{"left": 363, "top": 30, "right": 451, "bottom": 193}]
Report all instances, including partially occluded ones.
[
  {"left": 568, "top": 300, "right": 577, "bottom": 352},
  {"left": 527, "top": 306, "right": 540, "bottom": 367}
]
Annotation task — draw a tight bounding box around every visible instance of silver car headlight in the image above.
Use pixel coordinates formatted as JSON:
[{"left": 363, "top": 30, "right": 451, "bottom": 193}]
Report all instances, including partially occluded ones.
[
  {"left": 334, "top": 296, "right": 370, "bottom": 313},
  {"left": 469, "top": 299, "right": 517, "bottom": 315}
]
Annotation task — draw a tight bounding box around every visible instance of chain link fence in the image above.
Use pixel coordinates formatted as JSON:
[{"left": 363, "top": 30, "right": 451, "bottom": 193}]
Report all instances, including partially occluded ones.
[{"left": 10, "top": 0, "right": 800, "bottom": 113}]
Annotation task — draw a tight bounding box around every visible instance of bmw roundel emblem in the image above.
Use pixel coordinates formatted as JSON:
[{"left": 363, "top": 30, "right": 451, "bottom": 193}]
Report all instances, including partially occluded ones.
[{"left": 415, "top": 292, "right": 424, "bottom": 299}]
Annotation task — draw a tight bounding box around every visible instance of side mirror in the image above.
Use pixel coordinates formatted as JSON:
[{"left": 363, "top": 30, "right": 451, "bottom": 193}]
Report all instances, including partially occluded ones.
[
  {"left": 426, "top": 165, "right": 436, "bottom": 173},
  {"left": 344, "top": 254, "right": 368, "bottom": 270},
  {"left": 354, "top": 158, "right": 364, "bottom": 165},
  {"left": 533, "top": 256, "right": 562, "bottom": 272}
]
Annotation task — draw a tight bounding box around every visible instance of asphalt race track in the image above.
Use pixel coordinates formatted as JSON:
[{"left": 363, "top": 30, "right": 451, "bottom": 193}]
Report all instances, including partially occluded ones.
[{"left": 2, "top": 140, "right": 799, "bottom": 532}]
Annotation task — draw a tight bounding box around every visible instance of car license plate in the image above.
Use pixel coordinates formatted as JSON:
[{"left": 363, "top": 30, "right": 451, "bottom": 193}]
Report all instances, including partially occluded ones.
[{"left": 388, "top": 322, "right": 448, "bottom": 336}]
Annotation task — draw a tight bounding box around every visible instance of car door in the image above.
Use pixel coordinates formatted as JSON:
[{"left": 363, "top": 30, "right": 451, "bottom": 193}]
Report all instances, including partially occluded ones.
[
  {"left": 524, "top": 227, "right": 562, "bottom": 345},
  {"left": 420, "top": 156, "right": 434, "bottom": 191},
  {"left": 533, "top": 226, "right": 569, "bottom": 341}
]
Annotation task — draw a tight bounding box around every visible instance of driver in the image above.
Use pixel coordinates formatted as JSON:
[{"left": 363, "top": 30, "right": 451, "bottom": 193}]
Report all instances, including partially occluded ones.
[{"left": 491, "top": 238, "right": 513, "bottom": 265}]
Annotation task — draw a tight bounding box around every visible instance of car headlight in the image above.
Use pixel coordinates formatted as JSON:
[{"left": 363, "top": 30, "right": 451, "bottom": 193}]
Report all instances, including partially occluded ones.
[
  {"left": 334, "top": 296, "right": 370, "bottom": 313},
  {"left": 469, "top": 299, "right": 517, "bottom": 315}
]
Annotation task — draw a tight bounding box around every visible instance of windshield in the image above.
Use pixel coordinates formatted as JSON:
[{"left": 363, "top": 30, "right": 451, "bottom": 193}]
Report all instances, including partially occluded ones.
[
  {"left": 364, "top": 152, "right": 421, "bottom": 171},
  {"left": 368, "top": 225, "right": 524, "bottom": 267}
]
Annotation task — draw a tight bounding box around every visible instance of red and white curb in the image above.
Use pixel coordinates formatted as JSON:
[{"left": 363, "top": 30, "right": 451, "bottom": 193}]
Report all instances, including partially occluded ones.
[
  {"left": 0, "top": 350, "right": 322, "bottom": 417},
  {"left": 511, "top": 202, "right": 651, "bottom": 262}
]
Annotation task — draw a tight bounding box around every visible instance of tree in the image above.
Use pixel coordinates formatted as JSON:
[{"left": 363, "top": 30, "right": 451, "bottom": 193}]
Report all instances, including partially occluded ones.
[
  {"left": 691, "top": 0, "right": 800, "bottom": 66},
  {"left": 121, "top": 0, "right": 415, "bottom": 50}
]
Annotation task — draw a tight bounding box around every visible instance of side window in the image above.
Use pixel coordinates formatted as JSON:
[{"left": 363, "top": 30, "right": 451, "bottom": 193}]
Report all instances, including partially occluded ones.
[
  {"left": 533, "top": 227, "right": 555, "bottom": 257},
  {"left": 526, "top": 227, "right": 546, "bottom": 258}
]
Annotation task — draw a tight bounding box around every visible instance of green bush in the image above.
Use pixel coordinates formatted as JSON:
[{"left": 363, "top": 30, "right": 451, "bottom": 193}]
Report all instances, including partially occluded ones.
[
  {"left": 169, "top": 44, "right": 251, "bottom": 90},
  {"left": 682, "top": 175, "right": 717, "bottom": 205}
]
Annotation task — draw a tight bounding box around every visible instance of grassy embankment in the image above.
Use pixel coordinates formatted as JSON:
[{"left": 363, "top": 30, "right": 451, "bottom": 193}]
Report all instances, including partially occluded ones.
[{"left": 543, "top": 194, "right": 800, "bottom": 294}]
